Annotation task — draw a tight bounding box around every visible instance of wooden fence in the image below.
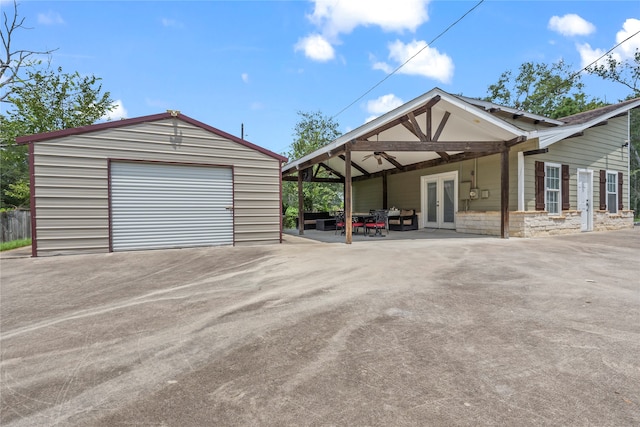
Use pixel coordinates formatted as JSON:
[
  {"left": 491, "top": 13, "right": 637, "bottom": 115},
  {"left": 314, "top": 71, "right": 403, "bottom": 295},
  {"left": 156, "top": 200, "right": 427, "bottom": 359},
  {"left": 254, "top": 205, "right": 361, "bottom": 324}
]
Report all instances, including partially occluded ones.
[{"left": 1, "top": 210, "right": 31, "bottom": 242}]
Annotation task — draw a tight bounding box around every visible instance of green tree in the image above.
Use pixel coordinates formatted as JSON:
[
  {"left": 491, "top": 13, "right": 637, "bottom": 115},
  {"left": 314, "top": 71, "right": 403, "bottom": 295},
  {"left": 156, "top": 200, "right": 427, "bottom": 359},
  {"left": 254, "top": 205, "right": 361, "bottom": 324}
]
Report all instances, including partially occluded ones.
[
  {"left": 1, "top": 67, "right": 114, "bottom": 208},
  {"left": 587, "top": 49, "right": 640, "bottom": 216},
  {"left": 586, "top": 49, "right": 640, "bottom": 98},
  {"left": 282, "top": 111, "right": 343, "bottom": 227},
  {"left": 484, "top": 60, "right": 605, "bottom": 118}
]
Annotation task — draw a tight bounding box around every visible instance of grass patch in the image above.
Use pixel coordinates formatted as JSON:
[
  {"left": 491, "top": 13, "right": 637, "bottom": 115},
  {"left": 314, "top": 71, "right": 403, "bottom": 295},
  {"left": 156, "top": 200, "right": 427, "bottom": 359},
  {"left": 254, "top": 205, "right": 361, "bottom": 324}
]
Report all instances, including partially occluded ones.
[{"left": 1, "top": 238, "right": 31, "bottom": 252}]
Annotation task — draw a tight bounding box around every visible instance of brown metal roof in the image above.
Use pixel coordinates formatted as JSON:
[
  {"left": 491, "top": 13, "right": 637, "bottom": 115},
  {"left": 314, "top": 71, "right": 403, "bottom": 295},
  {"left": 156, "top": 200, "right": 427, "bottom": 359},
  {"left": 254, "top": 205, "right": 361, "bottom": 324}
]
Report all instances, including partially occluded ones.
[{"left": 16, "top": 111, "right": 288, "bottom": 163}]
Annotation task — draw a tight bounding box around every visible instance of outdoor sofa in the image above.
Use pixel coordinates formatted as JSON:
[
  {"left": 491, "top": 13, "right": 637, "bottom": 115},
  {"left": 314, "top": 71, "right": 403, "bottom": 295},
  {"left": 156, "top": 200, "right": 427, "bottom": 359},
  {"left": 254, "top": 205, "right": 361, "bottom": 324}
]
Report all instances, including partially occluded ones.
[{"left": 388, "top": 209, "right": 419, "bottom": 231}]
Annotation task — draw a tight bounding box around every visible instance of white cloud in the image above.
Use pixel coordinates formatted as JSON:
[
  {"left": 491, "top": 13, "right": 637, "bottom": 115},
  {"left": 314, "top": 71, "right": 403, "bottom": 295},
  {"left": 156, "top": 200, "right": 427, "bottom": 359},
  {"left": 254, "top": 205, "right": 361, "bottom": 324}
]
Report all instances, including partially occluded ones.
[
  {"left": 577, "top": 43, "right": 605, "bottom": 68},
  {"left": 294, "top": 34, "right": 335, "bottom": 62},
  {"left": 102, "top": 100, "right": 128, "bottom": 121},
  {"left": 365, "top": 93, "right": 404, "bottom": 122},
  {"left": 615, "top": 18, "right": 640, "bottom": 59},
  {"left": 161, "top": 18, "right": 184, "bottom": 28},
  {"left": 241, "top": 73, "right": 249, "bottom": 83},
  {"left": 37, "top": 11, "right": 64, "bottom": 25},
  {"left": 373, "top": 39, "right": 454, "bottom": 83},
  {"left": 577, "top": 18, "right": 640, "bottom": 68},
  {"left": 367, "top": 94, "right": 403, "bottom": 115},
  {"left": 308, "top": 0, "right": 430, "bottom": 39},
  {"left": 548, "top": 14, "right": 595, "bottom": 37},
  {"left": 297, "top": 0, "right": 430, "bottom": 62}
]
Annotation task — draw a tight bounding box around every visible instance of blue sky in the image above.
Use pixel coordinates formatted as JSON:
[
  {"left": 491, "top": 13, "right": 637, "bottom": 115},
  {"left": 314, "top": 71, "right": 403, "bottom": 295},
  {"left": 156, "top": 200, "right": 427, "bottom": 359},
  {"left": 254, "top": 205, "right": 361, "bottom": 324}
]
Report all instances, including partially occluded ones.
[{"left": 4, "top": 0, "right": 640, "bottom": 156}]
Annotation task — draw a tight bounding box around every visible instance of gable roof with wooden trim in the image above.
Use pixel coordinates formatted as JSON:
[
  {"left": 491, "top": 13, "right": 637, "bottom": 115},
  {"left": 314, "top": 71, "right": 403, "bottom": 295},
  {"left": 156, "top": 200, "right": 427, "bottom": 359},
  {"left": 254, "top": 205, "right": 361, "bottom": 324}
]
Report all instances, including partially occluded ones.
[
  {"left": 282, "top": 87, "right": 529, "bottom": 181},
  {"left": 282, "top": 89, "right": 640, "bottom": 181},
  {"left": 16, "top": 111, "right": 288, "bottom": 163}
]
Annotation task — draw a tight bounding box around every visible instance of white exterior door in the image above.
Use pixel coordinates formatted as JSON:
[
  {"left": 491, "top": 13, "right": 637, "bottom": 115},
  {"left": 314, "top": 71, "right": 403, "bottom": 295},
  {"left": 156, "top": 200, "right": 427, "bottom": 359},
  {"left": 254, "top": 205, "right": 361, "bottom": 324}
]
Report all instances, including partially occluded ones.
[
  {"left": 110, "top": 162, "right": 233, "bottom": 251},
  {"left": 421, "top": 171, "right": 458, "bottom": 229},
  {"left": 577, "top": 169, "right": 593, "bottom": 232}
]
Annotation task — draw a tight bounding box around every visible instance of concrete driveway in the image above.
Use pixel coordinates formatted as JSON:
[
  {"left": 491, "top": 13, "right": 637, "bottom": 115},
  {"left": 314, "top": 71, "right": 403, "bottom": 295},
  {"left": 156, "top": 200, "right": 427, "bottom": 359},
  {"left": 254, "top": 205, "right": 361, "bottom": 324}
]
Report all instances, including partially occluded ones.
[{"left": 1, "top": 229, "right": 639, "bottom": 426}]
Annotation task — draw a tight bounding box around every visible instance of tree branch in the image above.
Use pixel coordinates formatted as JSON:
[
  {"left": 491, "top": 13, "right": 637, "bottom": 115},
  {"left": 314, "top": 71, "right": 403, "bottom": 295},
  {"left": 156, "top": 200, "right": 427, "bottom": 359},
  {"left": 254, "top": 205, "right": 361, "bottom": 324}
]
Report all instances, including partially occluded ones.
[{"left": 1, "top": 0, "right": 57, "bottom": 102}]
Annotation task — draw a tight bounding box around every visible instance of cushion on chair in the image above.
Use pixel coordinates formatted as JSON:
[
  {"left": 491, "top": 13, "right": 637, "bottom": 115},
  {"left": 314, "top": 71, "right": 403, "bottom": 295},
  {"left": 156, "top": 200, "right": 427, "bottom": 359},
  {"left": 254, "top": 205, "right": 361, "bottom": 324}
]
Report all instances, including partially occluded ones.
[{"left": 365, "top": 222, "right": 385, "bottom": 228}]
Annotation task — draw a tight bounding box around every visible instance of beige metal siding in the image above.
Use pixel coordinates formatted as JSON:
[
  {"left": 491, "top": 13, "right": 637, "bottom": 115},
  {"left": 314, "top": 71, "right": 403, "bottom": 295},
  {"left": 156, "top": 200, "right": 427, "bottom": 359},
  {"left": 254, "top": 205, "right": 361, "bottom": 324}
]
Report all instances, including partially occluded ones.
[
  {"left": 32, "top": 119, "right": 281, "bottom": 255},
  {"left": 523, "top": 116, "right": 629, "bottom": 211}
]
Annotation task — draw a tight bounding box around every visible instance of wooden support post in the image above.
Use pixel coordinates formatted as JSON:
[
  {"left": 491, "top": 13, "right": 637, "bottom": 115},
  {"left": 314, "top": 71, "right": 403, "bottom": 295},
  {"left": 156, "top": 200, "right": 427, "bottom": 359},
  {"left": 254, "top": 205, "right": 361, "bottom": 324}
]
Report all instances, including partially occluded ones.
[
  {"left": 344, "top": 146, "right": 353, "bottom": 244},
  {"left": 297, "top": 171, "right": 304, "bottom": 235},
  {"left": 500, "top": 148, "right": 510, "bottom": 239},
  {"left": 382, "top": 172, "right": 388, "bottom": 209}
]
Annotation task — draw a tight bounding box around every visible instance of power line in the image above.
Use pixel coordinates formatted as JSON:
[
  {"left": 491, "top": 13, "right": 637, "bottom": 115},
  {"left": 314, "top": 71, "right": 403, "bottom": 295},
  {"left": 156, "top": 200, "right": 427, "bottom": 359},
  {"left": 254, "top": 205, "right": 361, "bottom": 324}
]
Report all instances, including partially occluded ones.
[
  {"left": 509, "top": 29, "right": 640, "bottom": 109},
  {"left": 569, "top": 29, "right": 640, "bottom": 82},
  {"left": 331, "top": 0, "right": 485, "bottom": 120}
]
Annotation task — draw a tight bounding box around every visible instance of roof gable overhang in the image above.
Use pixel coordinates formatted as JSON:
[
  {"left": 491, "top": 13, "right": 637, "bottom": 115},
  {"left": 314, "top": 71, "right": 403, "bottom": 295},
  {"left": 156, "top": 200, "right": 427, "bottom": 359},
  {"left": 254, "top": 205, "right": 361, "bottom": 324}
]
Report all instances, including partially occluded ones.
[
  {"left": 15, "top": 112, "right": 288, "bottom": 162},
  {"left": 282, "top": 88, "right": 528, "bottom": 180},
  {"left": 532, "top": 99, "right": 640, "bottom": 149}
]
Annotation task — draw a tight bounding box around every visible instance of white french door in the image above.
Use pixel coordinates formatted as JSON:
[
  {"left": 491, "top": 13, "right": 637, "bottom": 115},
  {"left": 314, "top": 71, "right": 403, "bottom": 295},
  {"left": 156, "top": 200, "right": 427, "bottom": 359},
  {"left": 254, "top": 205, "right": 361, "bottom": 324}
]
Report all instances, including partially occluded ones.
[
  {"left": 421, "top": 171, "right": 458, "bottom": 229},
  {"left": 577, "top": 169, "right": 593, "bottom": 232}
]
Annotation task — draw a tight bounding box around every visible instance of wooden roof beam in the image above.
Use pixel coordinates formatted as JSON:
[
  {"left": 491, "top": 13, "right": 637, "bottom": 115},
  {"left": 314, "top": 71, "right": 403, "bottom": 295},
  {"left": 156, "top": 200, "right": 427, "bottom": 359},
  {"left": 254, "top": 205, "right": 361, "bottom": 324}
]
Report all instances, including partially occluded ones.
[
  {"left": 318, "top": 162, "right": 344, "bottom": 179},
  {"left": 379, "top": 152, "right": 405, "bottom": 170},
  {"left": 282, "top": 175, "right": 343, "bottom": 183},
  {"left": 352, "top": 139, "right": 507, "bottom": 152},
  {"left": 359, "top": 95, "right": 441, "bottom": 141},
  {"left": 407, "top": 111, "right": 428, "bottom": 141},
  {"left": 339, "top": 154, "right": 371, "bottom": 176},
  {"left": 282, "top": 146, "right": 347, "bottom": 176},
  {"left": 432, "top": 111, "right": 451, "bottom": 161},
  {"left": 352, "top": 150, "right": 497, "bottom": 182}
]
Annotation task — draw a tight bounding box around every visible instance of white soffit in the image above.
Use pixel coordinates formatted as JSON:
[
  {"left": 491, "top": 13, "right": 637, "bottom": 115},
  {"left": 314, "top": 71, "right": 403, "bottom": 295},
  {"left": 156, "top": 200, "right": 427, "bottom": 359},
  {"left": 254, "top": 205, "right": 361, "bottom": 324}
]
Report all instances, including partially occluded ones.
[{"left": 283, "top": 88, "right": 526, "bottom": 174}]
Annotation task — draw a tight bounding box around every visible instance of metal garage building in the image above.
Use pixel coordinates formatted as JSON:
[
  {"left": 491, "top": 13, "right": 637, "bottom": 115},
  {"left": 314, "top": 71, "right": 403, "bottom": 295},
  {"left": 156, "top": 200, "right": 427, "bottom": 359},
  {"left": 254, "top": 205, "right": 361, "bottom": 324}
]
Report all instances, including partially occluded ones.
[{"left": 17, "top": 111, "right": 287, "bottom": 256}]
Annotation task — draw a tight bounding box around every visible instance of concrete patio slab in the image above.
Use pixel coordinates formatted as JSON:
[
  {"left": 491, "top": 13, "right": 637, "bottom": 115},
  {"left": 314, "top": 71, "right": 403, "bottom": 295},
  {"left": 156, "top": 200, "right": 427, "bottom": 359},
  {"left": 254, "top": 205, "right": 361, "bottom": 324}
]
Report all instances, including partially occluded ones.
[{"left": 1, "top": 228, "right": 639, "bottom": 426}]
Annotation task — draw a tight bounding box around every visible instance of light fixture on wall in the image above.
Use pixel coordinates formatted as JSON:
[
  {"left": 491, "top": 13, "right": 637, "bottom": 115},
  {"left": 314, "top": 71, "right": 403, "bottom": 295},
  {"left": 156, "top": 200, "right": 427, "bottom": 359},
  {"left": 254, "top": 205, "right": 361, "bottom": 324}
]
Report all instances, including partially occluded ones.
[{"left": 622, "top": 140, "right": 629, "bottom": 148}]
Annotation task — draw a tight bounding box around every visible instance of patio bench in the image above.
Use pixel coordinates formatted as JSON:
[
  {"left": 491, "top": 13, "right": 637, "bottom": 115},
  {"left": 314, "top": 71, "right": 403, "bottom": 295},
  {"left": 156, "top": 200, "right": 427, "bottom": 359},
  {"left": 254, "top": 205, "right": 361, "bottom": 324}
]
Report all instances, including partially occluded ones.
[{"left": 388, "top": 209, "right": 419, "bottom": 231}]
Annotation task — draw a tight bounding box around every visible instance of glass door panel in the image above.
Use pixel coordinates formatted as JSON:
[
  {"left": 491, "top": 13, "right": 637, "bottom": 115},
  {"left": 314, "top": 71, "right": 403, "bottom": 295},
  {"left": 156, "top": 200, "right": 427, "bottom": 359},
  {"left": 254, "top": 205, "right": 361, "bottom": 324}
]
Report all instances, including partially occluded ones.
[
  {"left": 443, "top": 179, "right": 455, "bottom": 225},
  {"left": 427, "top": 181, "right": 437, "bottom": 224}
]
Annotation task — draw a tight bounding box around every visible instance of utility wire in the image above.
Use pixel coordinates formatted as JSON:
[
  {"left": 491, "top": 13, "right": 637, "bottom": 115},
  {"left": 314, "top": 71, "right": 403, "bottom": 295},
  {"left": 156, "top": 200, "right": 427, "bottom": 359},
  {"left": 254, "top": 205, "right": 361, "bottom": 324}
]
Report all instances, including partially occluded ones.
[
  {"left": 568, "top": 29, "right": 640, "bottom": 83},
  {"left": 506, "top": 29, "right": 640, "bottom": 112},
  {"left": 331, "top": 0, "right": 485, "bottom": 120}
]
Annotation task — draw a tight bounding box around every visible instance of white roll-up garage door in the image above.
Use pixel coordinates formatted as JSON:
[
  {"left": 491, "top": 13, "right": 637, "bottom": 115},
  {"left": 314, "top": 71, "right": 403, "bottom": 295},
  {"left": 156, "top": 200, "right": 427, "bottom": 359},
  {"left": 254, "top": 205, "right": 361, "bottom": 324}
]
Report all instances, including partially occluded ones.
[{"left": 111, "top": 162, "right": 233, "bottom": 251}]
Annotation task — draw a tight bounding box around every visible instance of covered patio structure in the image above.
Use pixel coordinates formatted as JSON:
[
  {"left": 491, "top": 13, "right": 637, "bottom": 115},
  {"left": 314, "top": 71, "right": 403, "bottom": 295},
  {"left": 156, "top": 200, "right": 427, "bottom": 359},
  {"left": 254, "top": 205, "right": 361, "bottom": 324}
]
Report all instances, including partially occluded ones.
[{"left": 282, "top": 88, "right": 530, "bottom": 243}]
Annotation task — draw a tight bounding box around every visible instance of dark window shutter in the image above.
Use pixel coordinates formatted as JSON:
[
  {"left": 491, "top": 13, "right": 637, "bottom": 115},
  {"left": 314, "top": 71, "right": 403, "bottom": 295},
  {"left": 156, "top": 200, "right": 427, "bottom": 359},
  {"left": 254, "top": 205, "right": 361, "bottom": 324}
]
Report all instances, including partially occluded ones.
[
  {"left": 561, "top": 164, "right": 570, "bottom": 211},
  {"left": 618, "top": 172, "right": 623, "bottom": 211},
  {"left": 535, "top": 161, "right": 545, "bottom": 210},
  {"left": 599, "top": 170, "right": 607, "bottom": 210}
]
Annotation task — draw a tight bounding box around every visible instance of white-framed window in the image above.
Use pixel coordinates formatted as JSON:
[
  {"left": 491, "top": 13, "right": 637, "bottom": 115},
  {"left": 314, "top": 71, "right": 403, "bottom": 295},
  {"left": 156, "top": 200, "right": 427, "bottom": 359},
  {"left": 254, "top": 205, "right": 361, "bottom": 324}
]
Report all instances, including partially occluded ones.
[
  {"left": 545, "top": 163, "right": 561, "bottom": 214},
  {"left": 606, "top": 171, "right": 618, "bottom": 213}
]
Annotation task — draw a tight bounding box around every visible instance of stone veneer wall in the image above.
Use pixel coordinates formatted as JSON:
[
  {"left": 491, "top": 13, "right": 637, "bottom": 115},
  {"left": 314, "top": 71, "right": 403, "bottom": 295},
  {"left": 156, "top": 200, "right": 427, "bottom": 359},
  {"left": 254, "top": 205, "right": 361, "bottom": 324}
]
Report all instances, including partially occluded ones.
[
  {"left": 456, "top": 211, "right": 501, "bottom": 236},
  {"left": 593, "top": 210, "right": 635, "bottom": 231},
  {"left": 456, "top": 210, "right": 634, "bottom": 238}
]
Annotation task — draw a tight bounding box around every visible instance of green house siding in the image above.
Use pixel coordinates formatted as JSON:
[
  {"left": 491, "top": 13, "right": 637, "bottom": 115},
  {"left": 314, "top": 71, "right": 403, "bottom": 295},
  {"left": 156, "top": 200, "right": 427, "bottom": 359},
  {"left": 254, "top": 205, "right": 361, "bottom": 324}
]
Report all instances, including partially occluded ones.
[
  {"left": 353, "top": 142, "right": 538, "bottom": 213},
  {"left": 353, "top": 177, "right": 383, "bottom": 212},
  {"left": 523, "top": 115, "right": 629, "bottom": 211},
  {"left": 352, "top": 113, "right": 629, "bottom": 217}
]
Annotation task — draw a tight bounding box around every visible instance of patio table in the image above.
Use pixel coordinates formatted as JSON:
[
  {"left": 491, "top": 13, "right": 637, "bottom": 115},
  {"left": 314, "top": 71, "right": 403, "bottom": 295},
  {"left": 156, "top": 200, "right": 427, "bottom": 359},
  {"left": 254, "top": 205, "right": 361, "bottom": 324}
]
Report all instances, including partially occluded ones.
[{"left": 315, "top": 218, "right": 336, "bottom": 231}]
